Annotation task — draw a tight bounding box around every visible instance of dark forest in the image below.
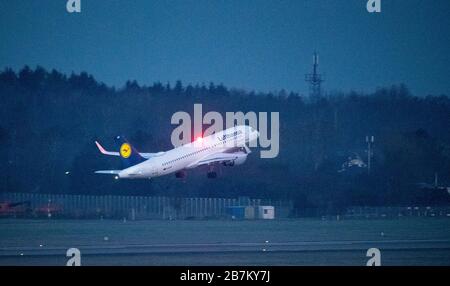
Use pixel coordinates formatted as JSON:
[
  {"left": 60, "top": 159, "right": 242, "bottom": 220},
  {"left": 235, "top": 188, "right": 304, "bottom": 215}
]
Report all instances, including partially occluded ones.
[{"left": 1, "top": 66, "right": 449, "bottom": 214}]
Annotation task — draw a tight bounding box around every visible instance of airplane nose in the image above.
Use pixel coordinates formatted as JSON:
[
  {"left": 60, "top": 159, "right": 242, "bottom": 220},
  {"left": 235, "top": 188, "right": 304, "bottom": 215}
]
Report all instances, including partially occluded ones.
[{"left": 250, "top": 129, "right": 259, "bottom": 141}]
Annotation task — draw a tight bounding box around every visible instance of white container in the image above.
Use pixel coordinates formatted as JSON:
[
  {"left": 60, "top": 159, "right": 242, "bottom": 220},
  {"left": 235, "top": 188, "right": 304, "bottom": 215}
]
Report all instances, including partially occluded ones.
[{"left": 258, "top": 206, "right": 275, "bottom": 219}]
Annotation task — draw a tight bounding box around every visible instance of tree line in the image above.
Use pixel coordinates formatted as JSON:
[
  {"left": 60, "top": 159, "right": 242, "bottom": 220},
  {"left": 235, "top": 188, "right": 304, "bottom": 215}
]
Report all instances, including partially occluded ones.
[{"left": 1, "top": 66, "right": 449, "bottom": 214}]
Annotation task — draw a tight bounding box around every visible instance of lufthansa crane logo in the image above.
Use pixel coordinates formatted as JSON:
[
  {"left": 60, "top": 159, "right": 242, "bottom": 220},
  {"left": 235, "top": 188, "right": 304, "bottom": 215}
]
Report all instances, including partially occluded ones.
[{"left": 120, "top": 143, "right": 132, "bottom": 158}]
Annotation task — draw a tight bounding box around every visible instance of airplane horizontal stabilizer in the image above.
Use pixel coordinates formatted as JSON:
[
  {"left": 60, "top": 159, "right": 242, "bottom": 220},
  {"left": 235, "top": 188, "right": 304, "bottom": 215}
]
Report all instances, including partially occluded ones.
[{"left": 94, "top": 170, "right": 121, "bottom": 175}]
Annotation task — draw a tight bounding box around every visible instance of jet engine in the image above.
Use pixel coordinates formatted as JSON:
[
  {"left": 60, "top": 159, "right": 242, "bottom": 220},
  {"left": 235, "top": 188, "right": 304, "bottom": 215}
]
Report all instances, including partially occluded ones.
[{"left": 223, "top": 153, "right": 247, "bottom": 166}]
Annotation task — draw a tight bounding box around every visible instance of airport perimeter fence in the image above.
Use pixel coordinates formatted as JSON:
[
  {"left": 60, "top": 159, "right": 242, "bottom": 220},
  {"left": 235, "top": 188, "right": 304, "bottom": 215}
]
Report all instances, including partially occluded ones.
[
  {"left": 344, "top": 206, "right": 450, "bottom": 218},
  {"left": 284, "top": 205, "right": 450, "bottom": 219},
  {"left": 0, "top": 192, "right": 293, "bottom": 220}
]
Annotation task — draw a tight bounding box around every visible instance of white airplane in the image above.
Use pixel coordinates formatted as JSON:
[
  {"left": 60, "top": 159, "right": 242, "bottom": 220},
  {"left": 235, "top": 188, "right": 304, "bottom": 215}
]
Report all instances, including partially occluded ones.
[{"left": 94, "top": 125, "right": 259, "bottom": 179}]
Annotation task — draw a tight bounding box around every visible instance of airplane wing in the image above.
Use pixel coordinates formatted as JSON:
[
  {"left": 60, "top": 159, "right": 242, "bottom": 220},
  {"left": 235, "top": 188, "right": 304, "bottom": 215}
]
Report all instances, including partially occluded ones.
[
  {"left": 139, "top": 152, "right": 165, "bottom": 159},
  {"left": 95, "top": 141, "right": 164, "bottom": 159},
  {"left": 186, "top": 150, "right": 248, "bottom": 169}
]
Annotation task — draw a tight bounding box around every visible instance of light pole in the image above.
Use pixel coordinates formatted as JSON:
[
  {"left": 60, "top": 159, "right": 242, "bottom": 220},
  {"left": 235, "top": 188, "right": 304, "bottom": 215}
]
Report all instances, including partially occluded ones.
[{"left": 366, "top": 135, "right": 374, "bottom": 174}]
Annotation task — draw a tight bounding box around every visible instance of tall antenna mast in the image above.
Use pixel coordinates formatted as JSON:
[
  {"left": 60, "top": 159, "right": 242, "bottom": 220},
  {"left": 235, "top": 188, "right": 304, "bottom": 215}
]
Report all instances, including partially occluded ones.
[{"left": 305, "top": 52, "right": 324, "bottom": 98}]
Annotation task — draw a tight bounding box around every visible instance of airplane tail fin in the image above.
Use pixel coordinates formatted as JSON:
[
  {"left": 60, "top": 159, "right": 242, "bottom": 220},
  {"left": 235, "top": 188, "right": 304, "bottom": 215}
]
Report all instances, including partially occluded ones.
[{"left": 115, "top": 136, "right": 146, "bottom": 167}]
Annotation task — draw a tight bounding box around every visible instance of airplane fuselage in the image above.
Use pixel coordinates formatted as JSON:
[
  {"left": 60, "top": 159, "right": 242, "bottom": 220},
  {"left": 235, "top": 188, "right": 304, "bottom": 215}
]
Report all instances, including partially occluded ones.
[{"left": 117, "top": 125, "right": 258, "bottom": 179}]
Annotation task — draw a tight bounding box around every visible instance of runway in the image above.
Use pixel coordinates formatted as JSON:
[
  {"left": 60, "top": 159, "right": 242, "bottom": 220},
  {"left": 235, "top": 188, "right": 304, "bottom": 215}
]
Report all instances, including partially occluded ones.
[
  {"left": 1, "top": 218, "right": 450, "bottom": 265},
  {"left": 2, "top": 239, "right": 450, "bottom": 256}
]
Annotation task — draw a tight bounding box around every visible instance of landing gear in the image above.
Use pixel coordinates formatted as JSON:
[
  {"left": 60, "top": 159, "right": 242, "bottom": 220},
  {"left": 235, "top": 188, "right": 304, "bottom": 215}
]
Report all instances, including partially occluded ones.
[
  {"left": 207, "top": 171, "right": 217, "bottom": 179},
  {"left": 223, "top": 161, "right": 235, "bottom": 167},
  {"left": 175, "top": 171, "right": 186, "bottom": 178},
  {"left": 207, "top": 165, "right": 217, "bottom": 179}
]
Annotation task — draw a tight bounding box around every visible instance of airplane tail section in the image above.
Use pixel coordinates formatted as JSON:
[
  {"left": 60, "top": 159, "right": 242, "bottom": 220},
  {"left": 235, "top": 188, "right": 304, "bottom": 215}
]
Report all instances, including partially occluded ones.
[
  {"left": 94, "top": 136, "right": 156, "bottom": 177},
  {"left": 114, "top": 136, "right": 146, "bottom": 167}
]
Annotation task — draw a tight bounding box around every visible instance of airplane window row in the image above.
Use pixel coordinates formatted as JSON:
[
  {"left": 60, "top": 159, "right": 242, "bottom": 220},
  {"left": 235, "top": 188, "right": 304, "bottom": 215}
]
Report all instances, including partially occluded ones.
[
  {"left": 161, "top": 135, "right": 240, "bottom": 167},
  {"left": 162, "top": 146, "right": 212, "bottom": 166}
]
